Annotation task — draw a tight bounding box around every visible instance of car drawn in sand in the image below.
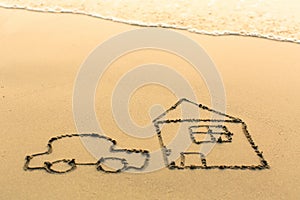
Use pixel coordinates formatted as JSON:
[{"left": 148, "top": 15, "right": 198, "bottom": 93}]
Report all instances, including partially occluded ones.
[
  {"left": 24, "top": 99, "right": 269, "bottom": 174},
  {"left": 24, "top": 133, "right": 150, "bottom": 173}
]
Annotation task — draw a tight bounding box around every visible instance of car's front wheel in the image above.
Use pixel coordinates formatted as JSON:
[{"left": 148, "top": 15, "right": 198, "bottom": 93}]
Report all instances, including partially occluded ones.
[
  {"left": 44, "top": 159, "right": 76, "bottom": 174},
  {"left": 96, "top": 157, "right": 128, "bottom": 173}
]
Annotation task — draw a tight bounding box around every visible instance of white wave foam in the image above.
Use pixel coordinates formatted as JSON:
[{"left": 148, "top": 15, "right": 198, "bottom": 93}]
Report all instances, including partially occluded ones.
[{"left": 0, "top": 0, "right": 299, "bottom": 44}]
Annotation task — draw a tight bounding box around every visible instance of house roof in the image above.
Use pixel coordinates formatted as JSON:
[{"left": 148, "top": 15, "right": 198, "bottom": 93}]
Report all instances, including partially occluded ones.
[{"left": 152, "top": 98, "right": 241, "bottom": 124}]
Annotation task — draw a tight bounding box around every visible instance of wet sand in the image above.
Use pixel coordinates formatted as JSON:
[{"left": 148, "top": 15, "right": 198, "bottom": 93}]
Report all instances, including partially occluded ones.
[
  {"left": 0, "top": 7, "right": 300, "bottom": 199},
  {"left": 1, "top": 0, "right": 300, "bottom": 43}
]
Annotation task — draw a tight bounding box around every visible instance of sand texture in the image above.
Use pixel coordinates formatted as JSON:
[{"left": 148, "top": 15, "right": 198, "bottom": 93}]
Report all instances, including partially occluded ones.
[{"left": 1, "top": 8, "right": 300, "bottom": 199}]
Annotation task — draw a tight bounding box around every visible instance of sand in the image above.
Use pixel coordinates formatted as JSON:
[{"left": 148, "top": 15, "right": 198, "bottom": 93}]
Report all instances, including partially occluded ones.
[
  {"left": 1, "top": 0, "right": 300, "bottom": 43},
  {"left": 1, "top": 7, "right": 300, "bottom": 199}
]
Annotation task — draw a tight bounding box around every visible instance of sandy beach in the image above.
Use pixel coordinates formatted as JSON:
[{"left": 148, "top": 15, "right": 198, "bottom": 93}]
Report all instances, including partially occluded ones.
[{"left": 0, "top": 7, "right": 300, "bottom": 199}]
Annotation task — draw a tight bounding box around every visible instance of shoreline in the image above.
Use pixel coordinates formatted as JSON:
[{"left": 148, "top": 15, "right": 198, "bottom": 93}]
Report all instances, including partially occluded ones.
[
  {"left": 1, "top": 7, "right": 299, "bottom": 199},
  {"left": 0, "top": 4, "right": 300, "bottom": 45}
]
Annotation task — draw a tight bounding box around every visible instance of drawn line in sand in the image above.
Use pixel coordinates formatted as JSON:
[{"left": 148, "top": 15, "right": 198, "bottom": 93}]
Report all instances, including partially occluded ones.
[
  {"left": 24, "top": 133, "right": 150, "bottom": 174},
  {"left": 24, "top": 98, "right": 269, "bottom": 174},
  {"left": 153, "top": 98, "right": 269, "bottom": 170}
]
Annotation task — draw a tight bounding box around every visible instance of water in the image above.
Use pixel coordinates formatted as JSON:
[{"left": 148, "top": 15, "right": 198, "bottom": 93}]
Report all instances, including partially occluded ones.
[{"left": 1, "top": 0, "right": 299, "bottom": 44}]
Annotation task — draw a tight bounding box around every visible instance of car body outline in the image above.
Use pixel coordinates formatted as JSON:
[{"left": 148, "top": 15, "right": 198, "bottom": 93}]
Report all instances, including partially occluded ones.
[{"left": 24, "top": 133, "right": 150, "bottom": 173}]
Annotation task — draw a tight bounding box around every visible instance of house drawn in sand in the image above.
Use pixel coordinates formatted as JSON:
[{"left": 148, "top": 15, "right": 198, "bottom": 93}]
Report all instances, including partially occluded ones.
[
  {"left": 153, "top": 98, "right": 269, "bottom": 170},
  {"left": 24, "top": 98, "right": 269, "bottom": 174}
]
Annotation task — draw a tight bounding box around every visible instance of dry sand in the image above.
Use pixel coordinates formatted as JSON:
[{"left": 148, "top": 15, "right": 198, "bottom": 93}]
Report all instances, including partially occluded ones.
[{"left": 1, "top": 7, "right": 300, "bottom": 199}]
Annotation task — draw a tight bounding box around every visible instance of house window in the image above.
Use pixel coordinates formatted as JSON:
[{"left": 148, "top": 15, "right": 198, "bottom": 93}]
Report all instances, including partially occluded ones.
[{"left": 188, "top": 125, "right": 233, "bottom": 144}]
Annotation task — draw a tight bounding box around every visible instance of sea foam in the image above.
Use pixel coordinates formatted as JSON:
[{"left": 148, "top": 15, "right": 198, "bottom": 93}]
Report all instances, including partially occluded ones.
[{"left": 1, "top": 0, "right": 299, "bottom": 44}]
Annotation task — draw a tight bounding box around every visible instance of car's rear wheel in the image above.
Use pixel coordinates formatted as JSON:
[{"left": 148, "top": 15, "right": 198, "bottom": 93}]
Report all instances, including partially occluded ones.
[
  {"left": 96, "top": 157, "right": 128, "bottom": 173},
  {"left": 44, "top": 159, "right": 76, "bottom": 174}
]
